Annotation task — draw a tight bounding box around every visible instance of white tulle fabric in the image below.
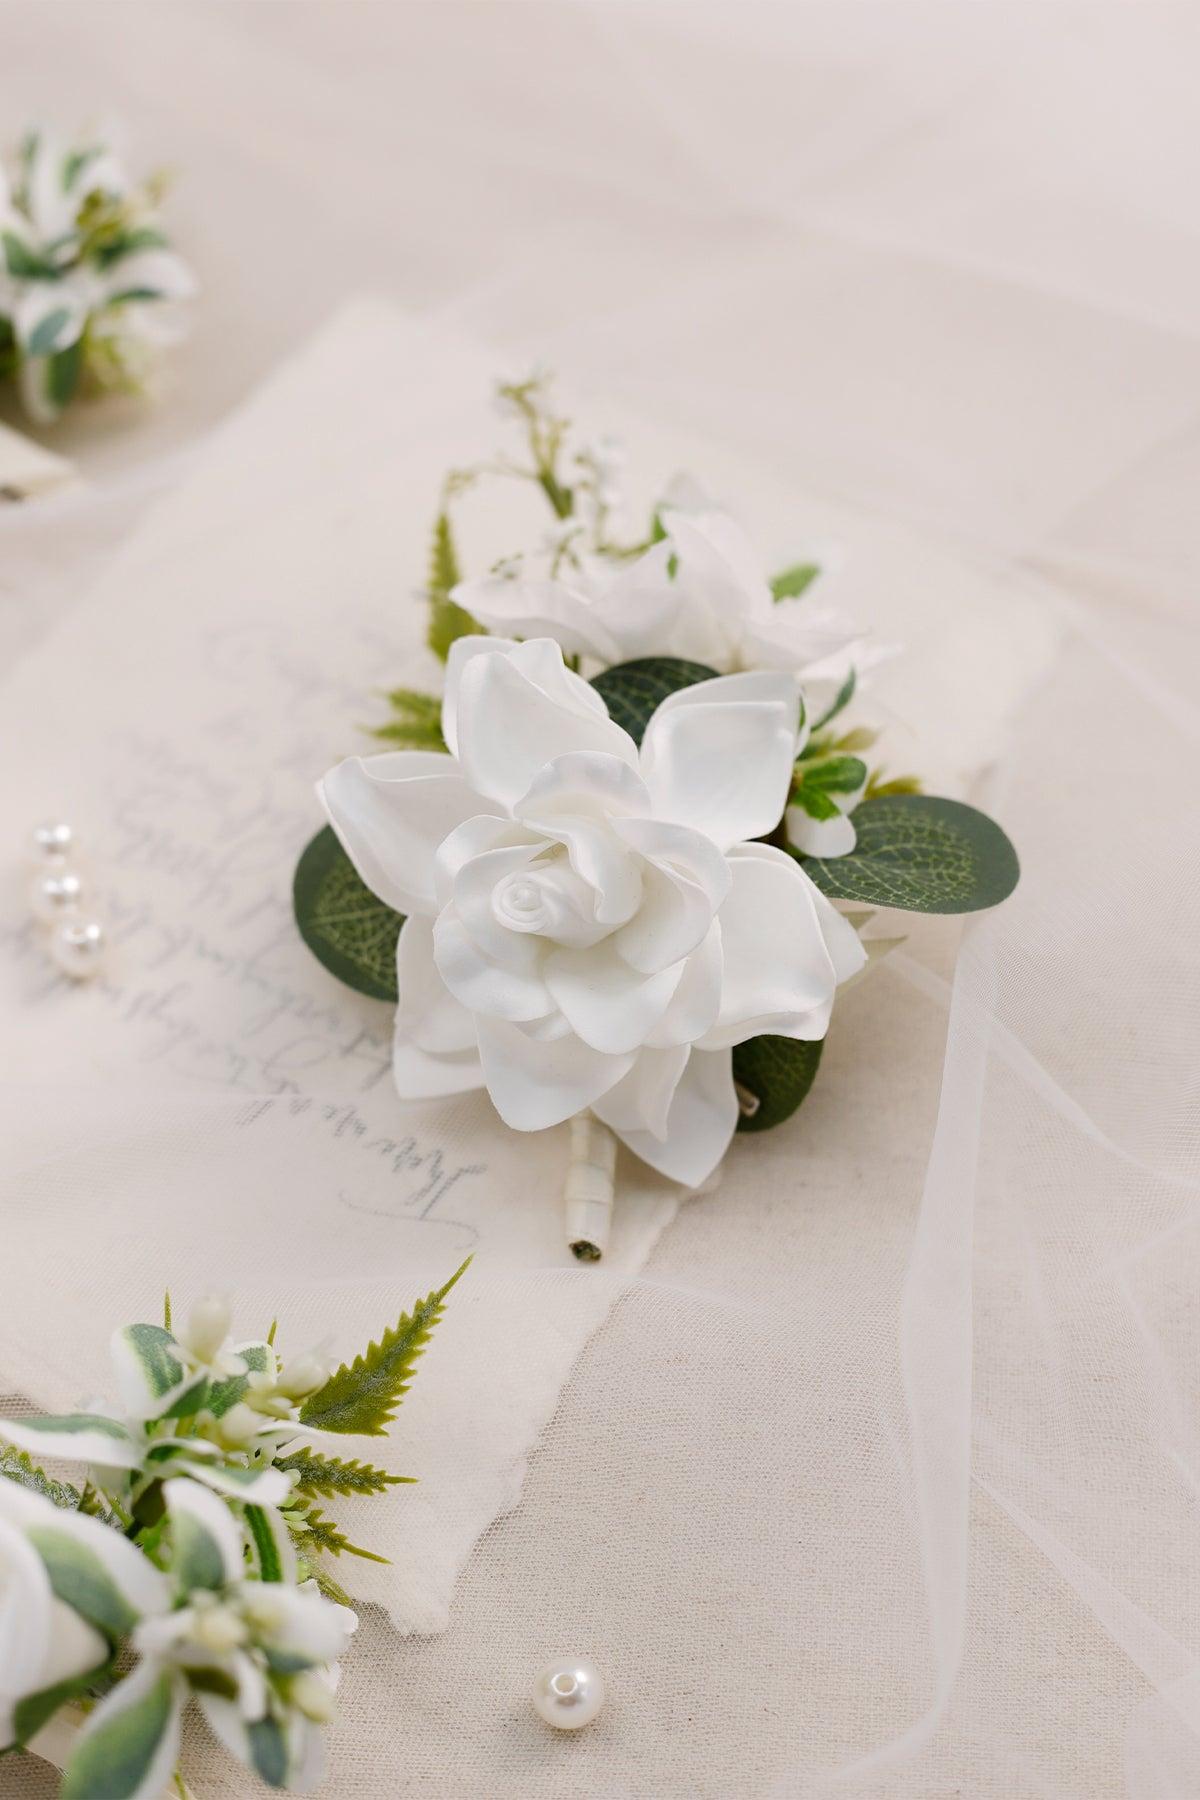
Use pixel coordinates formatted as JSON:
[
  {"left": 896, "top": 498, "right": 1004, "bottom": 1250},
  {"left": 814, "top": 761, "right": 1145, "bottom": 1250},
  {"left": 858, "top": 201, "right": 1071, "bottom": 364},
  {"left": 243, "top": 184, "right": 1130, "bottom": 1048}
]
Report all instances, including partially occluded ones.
[
  {"left": 320, "top": 637, "right": 861, "bottom": 1185},
  {"left": 2, "top": 6, "right": 1198, "bottom": 1799}
]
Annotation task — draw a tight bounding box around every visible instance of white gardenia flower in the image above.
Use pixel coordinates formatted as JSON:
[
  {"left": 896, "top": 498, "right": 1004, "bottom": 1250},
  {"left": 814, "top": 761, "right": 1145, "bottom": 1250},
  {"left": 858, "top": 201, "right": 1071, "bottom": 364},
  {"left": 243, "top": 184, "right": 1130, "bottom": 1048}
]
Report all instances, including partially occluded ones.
[
  {"left": 320, "top": 638, "right": 865, "bottom": 1186},
  {"left": 453, "top": 500, "right": 876, "bottom": 686}
]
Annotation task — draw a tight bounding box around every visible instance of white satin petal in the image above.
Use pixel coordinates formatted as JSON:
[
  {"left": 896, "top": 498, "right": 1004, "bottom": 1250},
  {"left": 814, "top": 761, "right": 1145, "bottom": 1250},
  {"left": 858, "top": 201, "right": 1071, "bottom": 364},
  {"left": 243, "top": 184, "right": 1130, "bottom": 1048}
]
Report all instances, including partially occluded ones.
[
  {"left": 804, "top": 877, "right": 870, "bottom": 985},
  {"left": 476, "top": 1017, "right": 633, "bottom": 1130},
  {"left": 319, "top": 752, "right": 491, "bottom": 916},
  {"left": 434, "top": 815, "right": 539, "bottom": 908},
  {"left": 442, "top": 635, "right": 517, "bottom": 758},
  {"left": 592, "top": 1043, "right": 689, "bottom": 1141},
  {"left": 645, "top": 921, "right": 724, "bottom": 1046},
  {"left": 785, "top": 805, "right": 858, "bottom": 858},
  {"left": 392, "top": 1032, "right": 485, "bottom": 1100},
  {"left": 702, "top": 842, "right": 856, "bottom": 1048},
  {"left": 516, "top": 754, "right": 651, "bottom": 925},
  {"left": 605, "top": 1045, "right": 738, "bottom": 1186},
  {"left": 455, "top": 639, "right": 637, "bottom": 808},
  {"left": 638, "top": 672, "right": 801, "bottom": 849},
  {"left": 661, "top": 506, "right": 774, "bottom": 621},
  {"left": 613, "top": 858, "right": 715, "bottom": 973},
  {"left": 396, "top": 915, "right": 477, "bottom": 1052},
  {"left": 545, "top": 940, "right": 685, "bottom": 1054},
  {"left": 452, "top": 575, "right": 621, "bottom": 662},
  {"left": 586, "top": 540, "right": 687, "bottom": 662},
  {"left": 434, "top": 912, "right": 552, "bottom": 1023}
]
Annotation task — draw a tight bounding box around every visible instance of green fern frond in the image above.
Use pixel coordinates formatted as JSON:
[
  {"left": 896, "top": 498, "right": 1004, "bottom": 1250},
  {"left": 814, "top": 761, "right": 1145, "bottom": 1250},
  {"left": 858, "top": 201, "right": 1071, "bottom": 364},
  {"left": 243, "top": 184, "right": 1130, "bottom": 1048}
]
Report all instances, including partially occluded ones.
[
  {"left": 162, "top": 1290, "right": 172, "bottom": 1332},
  {"left": 370, "top": 686, "right": 445, "bottom": 750},
  {"left": 302, "top": 1557, "right": 355, "bottom": 1607},
  {"left": 426, "top": 511, "right": 477, "bottom": 661},
  {"left": 299, "top": 1258, "right": 470, "bottom": 1437},
  {"left": 289, "top": 1505, "right": 389, "bottom": 1564},
  {"left": 0, "top": 1445, "right": 81, "bottom": 1511},
  {"left": 275, "top": 1450, "right": 411, "bottom": 1498}
]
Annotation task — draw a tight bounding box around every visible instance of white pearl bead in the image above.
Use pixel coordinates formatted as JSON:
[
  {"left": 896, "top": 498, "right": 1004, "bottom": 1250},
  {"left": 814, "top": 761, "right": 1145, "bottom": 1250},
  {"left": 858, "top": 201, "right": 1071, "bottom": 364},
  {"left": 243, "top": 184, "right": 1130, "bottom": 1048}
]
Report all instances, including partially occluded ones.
[
  {"left": 30, "top": 820, "right": 75, "bottom": 862},
  {"left": 532, "top": 1659, "right": 605, "bottom": 1730},
  {"left": 49, "top": 918, "right": 106, "bottom": 981},
  {"left": 29, "top": 867, "right": 85, "bottom": 923}
]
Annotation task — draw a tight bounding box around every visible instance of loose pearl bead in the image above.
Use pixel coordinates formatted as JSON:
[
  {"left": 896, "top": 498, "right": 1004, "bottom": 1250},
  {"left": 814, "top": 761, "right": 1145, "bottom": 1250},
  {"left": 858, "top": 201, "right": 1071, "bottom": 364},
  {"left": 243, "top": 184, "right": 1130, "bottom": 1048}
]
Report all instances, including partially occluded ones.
[
  {"left": 532, "top": 1659, "right": 605, "bottom": 1730},
  {"left": 29, "top": 867, "right": 85, "bottom": 923},
  {"left": 49, "top": 918, "right": 106, "bottom": 981},
  {"left": 30, "top": 820, "right": 74, "bottom": 862}
]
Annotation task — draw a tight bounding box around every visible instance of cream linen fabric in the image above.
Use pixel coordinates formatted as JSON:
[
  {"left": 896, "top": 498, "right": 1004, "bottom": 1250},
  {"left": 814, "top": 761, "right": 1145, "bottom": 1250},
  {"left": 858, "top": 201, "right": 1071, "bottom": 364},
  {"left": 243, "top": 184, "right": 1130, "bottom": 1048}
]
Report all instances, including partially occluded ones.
[{"left": 1, "top": 5, "right": 1198, "bottom": 1798}]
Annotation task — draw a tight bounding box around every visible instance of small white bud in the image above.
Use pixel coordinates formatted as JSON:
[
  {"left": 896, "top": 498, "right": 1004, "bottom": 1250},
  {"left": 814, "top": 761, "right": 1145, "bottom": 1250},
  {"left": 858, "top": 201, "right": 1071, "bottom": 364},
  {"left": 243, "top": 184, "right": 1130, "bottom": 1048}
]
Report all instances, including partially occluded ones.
[
  {"left": 276, "top": 1353, "right": 328, "bottom": 1401},
  {"left": 213, "top": 1402, "right": 260, "bottom": 1446},
  {"left": 290, "top": 1671, "right": 336, "bottom": 1723},
  {"left": 182, "top": 1297, "right": 231, "bottom": 1364},
  {"left": 191, "top": 1604, "right": 247, "bottom": 1653}
]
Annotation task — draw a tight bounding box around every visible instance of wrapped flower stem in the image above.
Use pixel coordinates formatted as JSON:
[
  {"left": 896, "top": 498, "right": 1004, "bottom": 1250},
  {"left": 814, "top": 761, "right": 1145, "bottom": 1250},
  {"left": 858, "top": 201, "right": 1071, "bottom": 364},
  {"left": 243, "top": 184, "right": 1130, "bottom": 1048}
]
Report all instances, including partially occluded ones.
[{"left": 564, "top": 1112, "right": 617, "bottom": 1261}]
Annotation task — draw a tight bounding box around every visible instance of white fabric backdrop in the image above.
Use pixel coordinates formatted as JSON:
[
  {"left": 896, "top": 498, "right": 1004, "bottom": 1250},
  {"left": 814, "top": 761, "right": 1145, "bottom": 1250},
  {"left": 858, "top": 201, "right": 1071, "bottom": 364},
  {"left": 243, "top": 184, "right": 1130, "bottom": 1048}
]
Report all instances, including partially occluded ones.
[{"left": 2, "top": 5, "right": 1198, "bottom": 1797}]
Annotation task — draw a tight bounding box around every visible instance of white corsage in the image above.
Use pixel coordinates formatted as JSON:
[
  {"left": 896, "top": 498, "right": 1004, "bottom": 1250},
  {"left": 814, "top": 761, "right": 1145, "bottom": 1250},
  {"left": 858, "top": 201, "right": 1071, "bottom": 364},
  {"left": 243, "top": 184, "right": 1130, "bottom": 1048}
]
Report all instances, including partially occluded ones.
[
  {"left": 293, "top": 372, "right": 1020, "bottom": 1257},
  {"left": 0, "top": 1270, "right": 464, "bottom": 1796},
  {"left": 0, "top": 127, "right": 195, "bottom": 423}
]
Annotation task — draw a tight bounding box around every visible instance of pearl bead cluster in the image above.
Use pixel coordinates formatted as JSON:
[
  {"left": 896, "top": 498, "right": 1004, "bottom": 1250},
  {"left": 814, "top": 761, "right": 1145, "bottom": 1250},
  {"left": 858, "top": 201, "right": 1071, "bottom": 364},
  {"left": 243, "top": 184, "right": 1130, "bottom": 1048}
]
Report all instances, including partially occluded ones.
[{"left": 28, "top": 820, "right": 107, "bottom": 981}]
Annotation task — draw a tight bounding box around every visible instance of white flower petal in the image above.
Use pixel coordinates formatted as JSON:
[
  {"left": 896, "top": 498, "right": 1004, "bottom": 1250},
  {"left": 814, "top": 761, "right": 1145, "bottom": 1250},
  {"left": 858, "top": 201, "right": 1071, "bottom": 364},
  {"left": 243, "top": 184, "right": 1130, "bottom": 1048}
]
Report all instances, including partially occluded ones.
[
  {"left": 454, "top": 639, "right": 637, "bottom": 809},
  {"left": 703, "top": 843, "right": 863, "bottom": 1048},
  {"left": 544, "top": 939, "right": 685, "bottom": 1054},
  {"left": 610, "top": 815, "right": 729, "bottom": 973},
  {"left": 319, "top": 752, "right": 493, "bottom": 917},
  {"left": 785, "top": 805, "right": 857, "bottom": 859},
  {"left": 434, "top": 912, "right": 551, "bottom": 1023},
  {"left": 452, "top": 575, "right": 621, "bottom": 662},
  {"left": 592, "top": 1043, "right": 689, "bottom": 1142},
  {"left": 396, "top": 915, "right": 478, "bottom": 1052},
  {"left": 392, "top": 1035, "right": 485, "bottom": 1101},
  {"left": 476, "top": 1017, "right": 633, "bottom": 1130},
  {"left": 605, "top": 1046, "right": 737, "bottom": 1186},
  {"left": 638, "top": 672, "right": 801, "bottom": 849},
  {"left": 662, "top": 507, "right": 773, "bottom": 620},
  {"left": 584, "top": 541, "right": 687, "bottom": 662},
  {"left": 805, "top": 878, "right": 871, "bottom": 985},
  {"left": 96, "top": 247, "right": 197, "bottom": 305},
  {"left": 645, "top": 921, "right": 724, "bottom": 1046},
  {"left": 0, "top": 1515, "right": 53, "bottom": 1700}
]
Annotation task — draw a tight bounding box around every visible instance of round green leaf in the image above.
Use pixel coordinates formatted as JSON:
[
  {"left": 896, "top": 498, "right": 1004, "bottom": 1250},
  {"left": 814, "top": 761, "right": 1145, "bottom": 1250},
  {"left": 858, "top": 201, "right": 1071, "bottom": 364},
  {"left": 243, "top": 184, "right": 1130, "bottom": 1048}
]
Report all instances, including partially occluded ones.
[
  {"left": 590, "top": 656, "right": 718, "bottom": 745},
  {"left": 293, "top": 825, "right": 402, "bottom": 1001},
  {"left": 802, "top": 794, "right": 1019, "bottom": 914},
  {"left": 732, "top": 1034, "right": 824, "bottom": 1133}
]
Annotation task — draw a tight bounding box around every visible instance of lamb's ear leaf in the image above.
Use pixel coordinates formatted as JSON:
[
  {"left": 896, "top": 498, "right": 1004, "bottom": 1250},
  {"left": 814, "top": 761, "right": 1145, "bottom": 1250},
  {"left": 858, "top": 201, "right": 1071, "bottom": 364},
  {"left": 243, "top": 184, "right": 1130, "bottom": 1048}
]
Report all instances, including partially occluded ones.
[
  {"left": 293, "top": 824, "right": 403, "bottom": 1002},
  {"left": 12, "top": 1655, "right": 116, "bottom": 1746},
  {"left": 589, "top": 656, "right": 719, "bottom": 746},
  {"left": 60, "top": 1665, "right": 182, "bottom": 1800},
  {"left": 800, "top": 794, "right": 1019, "bottom": 915},
  {"left": 733, "top": 1035, "right": 824, "bottom": 1133}
]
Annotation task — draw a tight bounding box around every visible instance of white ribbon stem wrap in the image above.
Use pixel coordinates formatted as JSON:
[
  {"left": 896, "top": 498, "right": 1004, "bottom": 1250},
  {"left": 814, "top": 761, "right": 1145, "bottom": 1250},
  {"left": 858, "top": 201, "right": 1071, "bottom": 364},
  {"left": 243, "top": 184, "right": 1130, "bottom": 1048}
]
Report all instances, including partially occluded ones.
[{"left": 564, "top": 1112, "right": 618, "bottom": 1262}]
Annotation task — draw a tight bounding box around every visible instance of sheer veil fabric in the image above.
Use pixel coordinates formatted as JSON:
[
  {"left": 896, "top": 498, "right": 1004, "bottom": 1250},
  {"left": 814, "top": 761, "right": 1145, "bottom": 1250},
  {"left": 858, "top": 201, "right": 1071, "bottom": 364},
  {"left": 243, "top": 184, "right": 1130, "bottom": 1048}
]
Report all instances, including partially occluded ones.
[{"left": 2, "top": 5, "right": 1198, "bottom": 1797}]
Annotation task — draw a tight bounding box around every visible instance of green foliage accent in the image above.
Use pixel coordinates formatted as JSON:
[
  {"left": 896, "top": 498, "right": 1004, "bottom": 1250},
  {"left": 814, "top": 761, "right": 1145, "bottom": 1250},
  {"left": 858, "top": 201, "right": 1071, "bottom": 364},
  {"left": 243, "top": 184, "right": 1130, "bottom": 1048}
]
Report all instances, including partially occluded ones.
[
  {"left": 866, "top": 771, "right": 922, "bottom": 799},
  {"left": 162, "top": 1291, "right": 172, "bottom": 1332},
  {"left": 589, "top": 657, "right": 719, "bottom": 746},
  {"left": 801, "top": 794, "right": 1019, "bottom": 914},
  {"left": 45, "top": 337, "right": 84, "bottom": 412},
  {"left": 0, "top": 1446, "right": 81, "bottom": 1511},
  {"left": 810, "top": 666, "right": 856, "bottom": 731},
  {"left": 249, "top": 1714, "right": 289, "bottom": 1787},
  {"left": 733, "top": 1035, "right": 824, "bottom": 1133},
  {"left": 13, "top": 1658, "right": 114, "bottom": 1746},
  {"left": 27, "top": 306, "right": 72, "bottom": 358},
  {"left": 289, "top": 1505, "right": 388, "bottom": 1564},
  {"left": 171, "top": 1507, "right": 226, "bottom": 1594},
  {"left": 93, "top": 225, "right": 168, "bottom": 269},
  {"left": 372, "top": 686, "right": 446, "bottom": 750},
  {"left": 61, "top": 1670, "right": 177, "bottom": 1800},
  {"left": 293, "top": 824, "right": 403, "bottom": 1002},
  {"left": 28, "top": 1527, "right": 141, "bottom": 1638},
  {"left": 307, "top": 1559, "right": 354, "bottom": 1608},
  {"left": 206, "top": 1341, "right": 272, "bottom": 1420},
  {"left": 245, "top": 1504, "right": 286, "bottom": 1584},
  {"left": 300, "top": 1260, "right": 470, "bottom": 1437},
  {"left": 1, "top": 230, "right": 56, "bottom": 280},
  {"left": 771, "top": 563, "right": 821, "bottom": 600},
  {"left": 426, "top": 511, "right": 477, "bottom": 661},
  {"left": 186, "top": 1666, "right": 239, "bottom": 1701},
  {"left": 275, "top": 1450, "right": 407, "bottom": 1498}
]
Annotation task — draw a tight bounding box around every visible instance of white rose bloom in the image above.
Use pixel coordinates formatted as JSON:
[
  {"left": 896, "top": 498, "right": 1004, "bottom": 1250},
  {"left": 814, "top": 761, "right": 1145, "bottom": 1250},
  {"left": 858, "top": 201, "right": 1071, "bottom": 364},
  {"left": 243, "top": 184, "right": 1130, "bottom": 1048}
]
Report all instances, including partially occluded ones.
[
  {"left": 320, "top": 638, "right": 865, "bottom": 1186},
  {"left": 452, "top": 502, "right": 880, "bottom": 687}
]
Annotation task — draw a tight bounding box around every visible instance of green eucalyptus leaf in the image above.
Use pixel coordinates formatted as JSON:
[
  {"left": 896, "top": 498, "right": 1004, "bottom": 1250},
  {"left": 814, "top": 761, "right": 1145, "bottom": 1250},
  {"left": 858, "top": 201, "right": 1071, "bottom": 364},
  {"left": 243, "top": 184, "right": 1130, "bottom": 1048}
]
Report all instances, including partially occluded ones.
[
  {"left": 589, "top": 656, "right": 718, "bottom": 746},
  {"left": 733, "top": 1035, "right": 824, "bottom": 1133},
  {"left": 293, "top": 825, "right": 403, "bottom": 1002},
  {"left": 801, "top": 794, "right": 1019, "bottom": 914}
]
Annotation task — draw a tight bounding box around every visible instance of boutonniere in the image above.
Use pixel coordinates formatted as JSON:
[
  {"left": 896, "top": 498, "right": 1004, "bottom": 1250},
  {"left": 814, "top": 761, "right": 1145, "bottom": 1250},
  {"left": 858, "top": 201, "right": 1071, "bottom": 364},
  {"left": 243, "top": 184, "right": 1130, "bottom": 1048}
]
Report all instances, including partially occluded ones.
[
  {"left": 0, "top": 127, "right": 195, "bottom": 424},
  {"left": 295, "top": 373, "right": 1018, "bottom": 1257},
  {"left": 0, "top": 1267, "right": 465, "bottom": 1796}
]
